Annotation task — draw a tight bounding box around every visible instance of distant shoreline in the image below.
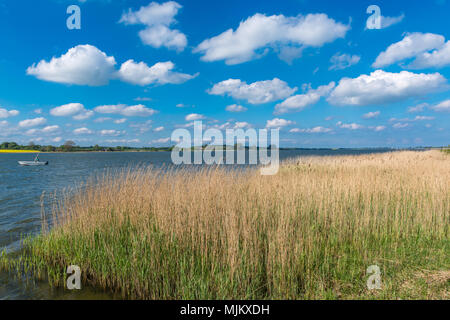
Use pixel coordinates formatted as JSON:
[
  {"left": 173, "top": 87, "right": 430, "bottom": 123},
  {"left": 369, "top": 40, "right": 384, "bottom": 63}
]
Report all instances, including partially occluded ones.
[{"left": 0, "top": 146, "right": 447, "bottom": 154}]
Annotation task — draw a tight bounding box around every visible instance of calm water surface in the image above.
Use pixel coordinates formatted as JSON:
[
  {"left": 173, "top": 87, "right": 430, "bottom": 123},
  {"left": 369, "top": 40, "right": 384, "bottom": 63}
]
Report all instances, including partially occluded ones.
[{"left": 0, "top": 150, "right": 392, "bottom": 299}]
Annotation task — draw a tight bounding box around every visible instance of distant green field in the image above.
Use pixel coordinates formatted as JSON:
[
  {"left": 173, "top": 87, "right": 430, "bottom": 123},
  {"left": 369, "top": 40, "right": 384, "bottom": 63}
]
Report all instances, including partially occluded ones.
[{"left": 0, "top": 150, "right": 40, "bottom": 153}]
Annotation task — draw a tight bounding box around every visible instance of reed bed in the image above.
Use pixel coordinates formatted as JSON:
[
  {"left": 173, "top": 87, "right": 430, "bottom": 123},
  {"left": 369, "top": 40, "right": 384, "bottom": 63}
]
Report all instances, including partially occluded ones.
[{"left": 1, "top": 150, "right": 449, "bottom": 299}]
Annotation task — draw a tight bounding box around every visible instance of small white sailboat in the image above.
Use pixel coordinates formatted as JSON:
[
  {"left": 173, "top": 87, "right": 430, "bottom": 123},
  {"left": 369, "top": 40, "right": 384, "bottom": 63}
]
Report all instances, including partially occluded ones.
[{"left": 18, "top": 154, "right": 48, "bottom": 166}]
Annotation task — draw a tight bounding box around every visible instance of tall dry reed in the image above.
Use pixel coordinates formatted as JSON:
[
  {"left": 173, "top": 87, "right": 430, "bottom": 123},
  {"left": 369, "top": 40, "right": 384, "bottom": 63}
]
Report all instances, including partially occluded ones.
[{"left": 2, "top": 150, "right": 449, "bottom": 299}]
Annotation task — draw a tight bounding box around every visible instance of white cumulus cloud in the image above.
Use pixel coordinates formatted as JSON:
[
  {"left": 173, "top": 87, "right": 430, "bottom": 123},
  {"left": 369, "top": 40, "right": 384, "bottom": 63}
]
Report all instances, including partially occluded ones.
[
  {"left": 119, "top": 1, "right": 187, "bottom": 51},
  {"left": 100, "top": 129, "right": 126, "bottom": 137},
  {"left": 50, "top": 103, "right": 84, "bottom": 117},
  {"left": 209, "top": 78, "right": 297, "bottom": 104},
  {"left": 362, "top": 111, "right": 380, "bottom": 119},
  {"left": 194, "top": 13, "right": 349, "bottom": 65},
  {"left": 373, "top": 126, "right": 386, "bottom": 132},
  {"left": 329, "top": 53, "right": 360, "bottom": 70},
  {"left": 185, "top": 113, "right": 205, "bottom": 121},
  {"left": 274, "top": 82, "right": 335, "bottom": 114},
  {"left": 327, "top": 70, "right": 447, "bottom": 106},
  {"left": 336, "top": 121, "right": 364, "bottom": 130},
  {"left": 94, "top": 104, "right": 158, "bottom": 117},
  {"left": 266, "top": 118, "right": 294, "bottom": 129},
  {"left": 410, "top": 41, "right": 450, "bottom": 69},
  {"left": 290, "top": 126, "right": 332, "bottom": 133},
  {"left": 19, "top": 117, "right": 47, "bottom": 128},
  {"left": 225, "top": 104, "right": 247, "bottom": 112},
  {"left": 0, "top": 108, "right": 19, "bottom": 118},
  {"left": 27, "top": 45, "right": 117, "bottom": 86},
  {"left": 372, "top": 33, "right": 445, "bottom": 68},
  {"left": 408, "top": 103, "right": 429, "bottom": 113},
  {"left": 393, "top": 123, "right": 409, "bottom": 129},
  {"left": 431, "top": 99, "right": 450, "bottom": 112},
  {"left": 27, "top": 45, "right": 197, "bottom": 87},
  {"left": 41, "top": 125, "right": 60, "bottom": 134},
  {"left": 50, "top": 103, "right": 94, "bottom": 120},
  {"left": 118, "top": 60, "right": 196, "bottom": 86},
  {"left": 152, "top": 137, "right": 171, "bottom": 144},
  {"left": 73, "top": 127, "right": 93, "bottom": 135},
  {"left": 379, "top": 14, "right": 405, "bottom": 29}
]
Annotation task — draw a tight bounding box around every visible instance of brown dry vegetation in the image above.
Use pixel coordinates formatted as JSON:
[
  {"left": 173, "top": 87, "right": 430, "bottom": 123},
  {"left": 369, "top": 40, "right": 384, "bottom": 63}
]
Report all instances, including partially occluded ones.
[{"left": 1, "top": 150, "right": 449, "bottom": 299}]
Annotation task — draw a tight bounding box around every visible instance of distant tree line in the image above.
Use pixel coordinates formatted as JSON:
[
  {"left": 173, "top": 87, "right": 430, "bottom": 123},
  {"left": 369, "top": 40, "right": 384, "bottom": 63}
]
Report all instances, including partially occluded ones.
[{"left": 0, "top": 141, "right": 174, "bottom": 152}]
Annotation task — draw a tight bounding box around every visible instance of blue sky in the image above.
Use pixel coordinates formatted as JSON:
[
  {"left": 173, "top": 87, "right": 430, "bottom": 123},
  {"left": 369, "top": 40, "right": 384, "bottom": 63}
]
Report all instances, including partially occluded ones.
[{"left": 0, "top": 0, "right": 449, "bottom": 147}]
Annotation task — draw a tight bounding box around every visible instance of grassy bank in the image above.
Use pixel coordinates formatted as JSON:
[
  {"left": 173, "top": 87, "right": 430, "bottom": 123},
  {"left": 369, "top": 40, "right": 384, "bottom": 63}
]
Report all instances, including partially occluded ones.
[{"left": 1, "top": 151, "right": 449, "bottom": 299}]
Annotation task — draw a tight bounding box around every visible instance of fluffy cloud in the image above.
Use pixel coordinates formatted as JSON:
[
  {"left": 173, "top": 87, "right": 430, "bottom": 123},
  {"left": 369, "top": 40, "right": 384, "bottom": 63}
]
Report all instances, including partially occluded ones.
[
  {"left": 362, "top": 111, "right": 380, "bottom": 119},
  {"left": 392, "top": 123, "right": 409, "bottom": 129},
  {"left": 185, "top": 113, "right": 205, "bottom": 121},
  {"left": 372, "top": 126, "right": 386, "bottom": 132},
  {"left": 74, "top": 110, "right": 94, "bottom": 120},
  {"left": 211, "top": 121, "right": 251, "bottom": 131},
  {"left": 94, "top": 104, "right": 158, "bottom": 117},
  {"left": 408, "top": 103, "right": 429, "bottom": 113},
  {"left": 194, "top": 13, "right": 349, "bottom": 65},
  {"left": 290, "top": 126, "right": 332, "bottom": 133},
  {"left": 274, "top": 82, "right": 334, "bottom": 114},
  {"left": 106, "top": 139, "right": 140, "bottom": 144},
  {"left": 26, "top": 125, "right": 61, "bottom": 136},
  {"left": 114, "top": 118, "right": 127, "bottom": 124},
  {"left": 0, "top": 108, "right": 19, "bottom": 118},
  {"left": 410, "top": 41, "right": 450, "bottom": 69},
  {"left": 431, "top": 99, "right": 450, "bottom": 112},
  {"left": 327, "top": 70, "right": 447, "bottom": 106},
  {"left": 138, "top": 25, "right": 187, "bottom": 52},
  {"left": 118, "top": 60, "right": 196, "bottom": 86},
  {"left": 152, "top": 137, "right": 171, "bottom": 144},
  {"left": 27, "top": 45, "right": 117, "bottom": 86},
  {"left": 372, "top": 33, "right": 445, "bottom": 68},
  {"left": 389, "top": 116, "right": 435, "bottom": 122},
  {"left": 41, "top": 125, "right": 60, "bottom": 134},
  {"left": 153, "top": 126, "right": 164, "bottom": 132},
  {"left": 50, "top": 103, "right": 94, "bottom": 120},
  {"left": 73, "top": 127, "right": 93, "bottom": 135},
  {"left": 19, "top": 117, "right": 47, "bottom": 128},
  {"left": 130, "top": 120, "right": 153, "bottom": 134},
  {"left": 266, "top": 118, "right": 294, "bottom": 129},
  {"left": 27, "top": 45, "right": 197, "bottom": 87},
  {"left": 336, "top": 121, "right": 364, "bottom": 130},
  {"left": 209, "top": 78, "right": 297, "bottom": 104},
  {"left": 414, "top": 116, "right": 435, "bottom": 120},
  {"left": 225, "top": 104, "right": 247, "bottom": 112},
  {"left": 119, "top": 1, "right": 187, "bottom": 51},
  {"left": 233, "top": 121, "right": 251, "bottom": 129},
  {"left": 329, "top": 53, "right": 360, "bottom": 70},
  {"left": 50, "top": 103, "right": 84, "bottom": 116},
  {"left": 100, "top": 129, "right": 126, "bottom": 137},
  {"left": 379, "top": 14, "right": 405, "bottom": 29}
]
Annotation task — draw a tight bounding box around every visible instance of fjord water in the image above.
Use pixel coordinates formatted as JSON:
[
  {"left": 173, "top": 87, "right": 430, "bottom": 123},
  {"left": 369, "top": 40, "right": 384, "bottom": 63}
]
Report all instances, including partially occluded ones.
[{"left": 0, "top": 149, "right": 391, "bottom": 299}]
